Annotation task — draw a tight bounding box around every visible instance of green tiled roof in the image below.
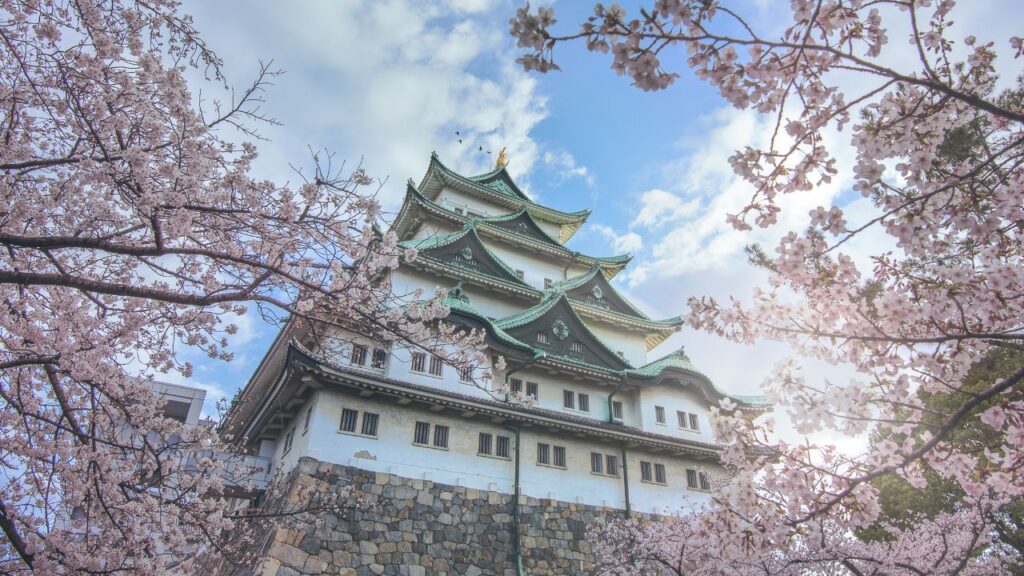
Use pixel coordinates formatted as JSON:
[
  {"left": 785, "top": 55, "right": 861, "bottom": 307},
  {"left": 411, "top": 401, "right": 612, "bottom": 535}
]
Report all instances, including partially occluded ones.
[
  {"left": 400, "top": 225, "right": 531, "bottom": 289},
  {"left": 443, "top": 284, "right": 534, "bottom": 353},
  {"left": 628, "top": 347, "right": 771, "bottom": 408}
]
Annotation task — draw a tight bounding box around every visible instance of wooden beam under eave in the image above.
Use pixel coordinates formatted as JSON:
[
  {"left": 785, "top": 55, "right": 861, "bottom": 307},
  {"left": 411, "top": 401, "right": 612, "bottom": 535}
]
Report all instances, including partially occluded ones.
[
  {"left": 429, "top": 405, "right": 445, "bottom": 413},
  {"left": 397, "top": 398, "right": 413, "bottom": 405},
  {"left": 358, "top": 390, "right": 374, "bottom": 398}
]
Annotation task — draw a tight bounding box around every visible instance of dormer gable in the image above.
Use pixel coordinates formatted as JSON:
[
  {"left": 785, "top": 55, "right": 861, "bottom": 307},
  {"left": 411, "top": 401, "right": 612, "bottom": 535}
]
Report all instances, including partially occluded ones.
[
  {"left": 495, "top": 293, "right": 631, "bottom": 372},
  {"left": 401, "top": 227, "right": 530, "bottom": 288},
  {"left": 555, "top": 266, "right": 650, "bottom": 320},
  {"left": 478, "top": 208, "right": 562, "bottom": 249}
]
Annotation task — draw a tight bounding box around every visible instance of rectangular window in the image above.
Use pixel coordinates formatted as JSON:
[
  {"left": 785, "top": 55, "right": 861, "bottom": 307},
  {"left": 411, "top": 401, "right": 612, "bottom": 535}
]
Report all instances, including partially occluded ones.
[
  {"left": 371, "top": 348, "right": 387, "bottom": 369},
  {"left": 677, "top": 410, "right": 688, "bottom": 428},
  {"left": 655, "top": 463, "right": 667, "bottom": 484},
  {"left": 411, "top": 352, "right": 426, "bottom": 373},
  {"left": 510, "top": 378, "right": 523, "bottom": 395},
  {"left": 655, "top": 406, "right": 666, "bottom": 424},
  {"left": 496, "top": 435, "right": 510, "bottom": 458},
  {"left": 361, "top": 412, "right": 379, "bottom": 437},
  {"left": 429, "top": 355, "right": 443, "bottom": 376},
  {"left": 433, "top": 425, "right": 449, "bottom": 448},
  {"left": 578, "top": 393, "right": 590, "bottom": 412},
  {"left": 699, "top": 471, "right": 711, "bottom": 491},
  {"left": 350, "top": 344, "right": 368, "bottom": 366},
  {"left": 459, "top": 366, "right": 472, "bottom": 382},
  {"left": 590, "top": 452, "right": 603, "bottom": 474},
  {"left": 606, "top": 455, "right": 619, "bottom": 477},
  {"left": 537, "top": 443, "right": 550, "bottom": 465},
  {"left": 689, "top": 413, "right": 700, "bottom": 431},
  {"left": 553, "top": 446, "right": 566, "bottom": 468},
  {"left": 640, "top": 461, "right": 652, "bottom": 482},
  {"left": 340, "top": 408, "right": 359, "bottom": 433},
  {"left": 414, "top": 421, "right": 430, "bottom": 445},
  {"left": 612, "top": 400, "right": 623, "bottom": 420},
  {"left": 563, "top": 390, "right": 575, "bottom": 409},
  {"left": 536, "top": 331, "right": 548, "bottom": 344},
  {"left": 303, "top": 406, "right": 313, "bottom": 434},
  {"left": 686, "top": 469, "right": 699, "bottom": 489},
  {"left": 283, "top": 428, "right": 293, "bottom": 454},
  {"left": 570, "top": 340, "right": 583, "bottom": 354},
  {"left": 454, "top": 207, "right": 465, "bottom": 215},
  {"left": 526, "top": 382, "right": 539, "bottom": 399},
  {"left": 478, "top": 432, "right": 493, "bottom": 456},
  {"left": 543, "top": 278, "right": 553, "bottom": 289}
]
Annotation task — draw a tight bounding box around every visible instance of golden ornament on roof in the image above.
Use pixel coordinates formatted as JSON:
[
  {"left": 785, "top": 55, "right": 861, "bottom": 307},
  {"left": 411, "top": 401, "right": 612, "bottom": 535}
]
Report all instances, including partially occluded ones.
[{"left": 494, "top": 147, "right": 508, "bottom": 169}]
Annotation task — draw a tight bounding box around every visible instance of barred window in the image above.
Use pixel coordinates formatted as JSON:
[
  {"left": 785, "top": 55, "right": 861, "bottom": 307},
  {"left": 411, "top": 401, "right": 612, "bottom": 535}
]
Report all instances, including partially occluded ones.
[
  {"left": 606, "top": 455, "right": 619, "bottom": 477},
  {"left": 612, "top": 400, "right": 623, "bottom": 420},
  {"left": 526, "top": 382, "right": 539, "bottom": 399},
  {"left": 478, "top": 433, "right": 493, "bottom": 455},
  {"left": 640, "top": 461, "right": 653, "bottom": 482},
  {"left": 536, "top": 331, "right": 548, "bottom": 344},
  {"left": 361, "top": 412, "right": 379, "bottom": 437},
  {"left": 350, "top": 344, "right": 368, "bottom": 366},
  {"left": 590, "top": 452, "right": 603, "bottom": 474},
  {"left": 429, "top": 355, "right": 443, "bottom": 376},
  {"left": 411, "top": 352, "right": 426, "bottom": 373},
  {"left": 655, "top": 406, "right": 666, "bottom": 424},
  {"left": 570, "top": 340, "right": 584, "bottom": 354},
  {"left": 578, "top": 393, "right": 590, "bottom": 412},
  {"left": 459, "top": 366, "right": 472, "bottom": 382},
  {"left": 510, "top": 378, "right": 523, "bottom": 395},
  {"left": 655, "top": 463, "right": 667, "bottom": 484},
  {"left": 699, "top": 471, "right": 711, "bottom": 491},
  {"left": 496, "top": 435, "right": 511, "bottom": 458},
  {"left": 553, "top": 446, "right": 566, "bottom": 468},
  {"left": 340, "top": 409, "right": 359, "bottom": 433},
  {"left": 689, "top": 413, "right": 700, "bottom": 431},
  {"left": 371, "top": 348, "right": 388, "bottom": 369},
  {"left": 433, "top": 425, "right": 449, "bottom": 448},
  {"left": 303, "top": 406, "right": 313, "bottom": 434},
  {"left": 414, "top": 421, "right": 430, "bottom": 445},
  {"left": 283, "top": 428, "right": 294, "bottom": 454},
  {"left": 562, "top": 390, "right": 575, "bottom": 409},
  {"left": 686, "top": 469, "right": 699, "bottom": 489},
  {"left": 677, "top": 410, "right": 688, "bottom": 428},
  {"left": 537, "top": 443, "right": 550, "bottom": 465}
]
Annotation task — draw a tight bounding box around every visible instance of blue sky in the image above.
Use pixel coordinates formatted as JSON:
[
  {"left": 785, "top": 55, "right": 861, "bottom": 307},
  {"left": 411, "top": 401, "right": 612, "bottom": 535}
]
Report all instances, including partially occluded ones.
[{"left": 176, "top": 0, "right": 1023, "bottom": 449}]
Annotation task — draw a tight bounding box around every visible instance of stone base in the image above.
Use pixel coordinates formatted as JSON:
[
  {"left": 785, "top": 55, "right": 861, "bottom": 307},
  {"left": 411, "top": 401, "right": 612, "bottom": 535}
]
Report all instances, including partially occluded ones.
[{"left": 210, "top": 457, "right": 656, "bottom": 576}]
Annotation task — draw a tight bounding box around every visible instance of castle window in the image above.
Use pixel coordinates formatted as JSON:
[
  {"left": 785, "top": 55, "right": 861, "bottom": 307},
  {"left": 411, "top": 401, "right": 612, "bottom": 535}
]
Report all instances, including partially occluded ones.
[
  {"left": 553, "top": 446, "right": 566, "bottom": 468},
  {"left": 433, "top": 425, "right": 449, "bottom": 448},
  {"left": 411, "top": 352, "right": 426, "bottom": 373},
  {"left": 654, "top": 463, "right": 667, "bottom": 484},
  {"left": 640, "top": 461, "right": 652, "bottom": 482},
  {"left": 570, "top": 340, "right": 584, "bottom": 354},
  {"left": 606, "top": 455, "right": 619, "bottom": 477},
  {"left": 543, "top": 278, "right": 553, "bottom": 289},
  {"left": 537, "top": 443, "right": 550, "bottom": 465},
  {"left": 303, "top": 406, "right": 313, "bottom": 434},
  {"left": 509, "top": 378, "right": 523, "bottom": 395},
  {"left": 689, "top": 413, "right": 700, "bottom": 431},
  {"left": 700, "top": 471, "right": 711, "bottom": 491},
  {"left": 562, "top": 390, "right": 575, "bottom": 410},
  {"left": 429, "top": 355, "right": 443, "bottom": 376},
  {"left": 371, "top": 348, "right": 388, "bottom": 369},
  {"left": 283, "top": 427, "right": 294, "bottom": 454},
  {"left": 496, "top": 435, "right": 510, "bottom": 458},
  {"left": 687, "top": 469, "right": 699, "bottom": 489},
  {"left": 578, "top": 393, "right": 590, "bottom": 412},
  {"left": 459, "top": 366, "right": 473, "bottom": 383},
  {"left": 478, "top": 433, "right": 493, "bottom": 456},
  {"left": 350, "top": 344, "right": 368, "bottom": 366},
  {"left": 361, "top": 413, "right": 379, "bottom": 437},
  {"left": 677, "top": 410, "right": 688, "bottom": 429},
  {"left": 612, "top": 401, "right": 623, "bottom": 421},
  {"left": 536, "top": 331, "right": 548, "bottom": 344},
  {"left": 526, "top": 382, "right": 539, "bottom": 399},
  {"left": 413, "top": 421, "right": 430, "bottom": 445},
  {"left": 655, "top": 406, "right": 666, "bottom": 425},
  {"left": 454, "top": 207, "right": 465, "bottom": 215},
  {"left": 340, "top": 409, "right": 359, "bottom": 433},
  {"left": 590, "top": 452, "right": 603, "bottom": 474}
]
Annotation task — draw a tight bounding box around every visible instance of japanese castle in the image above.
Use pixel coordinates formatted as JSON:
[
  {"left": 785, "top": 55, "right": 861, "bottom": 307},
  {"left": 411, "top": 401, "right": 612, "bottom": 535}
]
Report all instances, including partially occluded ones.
[{"left": 220, "top": 153, "right": 768, "bottom": 515}]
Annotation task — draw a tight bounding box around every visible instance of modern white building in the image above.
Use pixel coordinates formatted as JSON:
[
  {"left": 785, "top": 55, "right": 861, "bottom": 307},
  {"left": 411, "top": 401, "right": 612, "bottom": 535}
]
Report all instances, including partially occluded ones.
[{"left": 220, "top": 154, "right": 768, "bottom": 516}]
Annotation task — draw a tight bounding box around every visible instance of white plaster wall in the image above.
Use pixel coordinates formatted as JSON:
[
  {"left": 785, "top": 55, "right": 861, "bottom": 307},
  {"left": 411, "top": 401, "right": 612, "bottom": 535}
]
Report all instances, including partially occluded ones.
[
  {"left": 407, "top": 220, "right": 460, "bottom": 242},
  {"left": 281, "top": 388, "right": 716, "bottom": 513},
  {"left": 586, "top": 322, "right": 649, "bottom": 368},
  {"left": 498, "top": 367, "right": 619, "bottom": 423},
  {"left": 637, "top": 384, "right": 715, "bottom": 443},
  {"left": 389, "top": 269, "right": 527, "bottom": 320},
  {"left": 484, "top": 242, "right": 591, "bottom": 291},
  {"left": 436, "top": 186, "right": 564, "bottom": 241},
  {"left": 271, "top": 394, "right": 317, "bottom": 475}
]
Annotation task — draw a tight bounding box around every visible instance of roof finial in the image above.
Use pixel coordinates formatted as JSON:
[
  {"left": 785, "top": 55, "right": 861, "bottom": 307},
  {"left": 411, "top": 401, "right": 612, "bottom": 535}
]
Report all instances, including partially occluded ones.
[
  {"left": 494, "top": 147, "right": 508, "bottom": 169},
  {"left": 674, "top": 346, "right": 690, "bottom": 361}
]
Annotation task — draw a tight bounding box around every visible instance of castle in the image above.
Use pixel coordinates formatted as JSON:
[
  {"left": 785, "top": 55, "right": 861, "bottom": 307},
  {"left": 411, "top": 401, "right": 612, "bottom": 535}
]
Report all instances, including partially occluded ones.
[{"left": 217, "top": 153, "right": 768, "bottom": 574}]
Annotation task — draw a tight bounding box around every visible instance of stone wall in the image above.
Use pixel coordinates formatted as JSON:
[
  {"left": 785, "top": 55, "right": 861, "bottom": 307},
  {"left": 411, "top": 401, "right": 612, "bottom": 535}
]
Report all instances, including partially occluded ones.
[{"left": 223, "top": 457, "right": 649, "bottom": 576}]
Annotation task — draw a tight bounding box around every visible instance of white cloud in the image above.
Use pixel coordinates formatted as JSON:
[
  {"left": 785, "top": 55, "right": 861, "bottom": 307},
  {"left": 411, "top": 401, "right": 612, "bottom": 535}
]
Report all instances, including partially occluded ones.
[
  {"left": 542, "top": 149, "right": 594, "bottom": 186},
  {"left": 593, "top": 224, "right": 643, "bottom": 254},
  {"left": 630, "top": 189, "right": 701, "bottom": 229}
]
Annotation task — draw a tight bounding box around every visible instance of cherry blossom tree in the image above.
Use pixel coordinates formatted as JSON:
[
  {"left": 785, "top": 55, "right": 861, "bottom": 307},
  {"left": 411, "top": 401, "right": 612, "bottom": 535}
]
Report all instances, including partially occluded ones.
[
  {"left": 0, "top": 0, "right": 484, "bottom": 573},
  {"left": 511, "top": 0, "right": 1024, "bottom": 573}
]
